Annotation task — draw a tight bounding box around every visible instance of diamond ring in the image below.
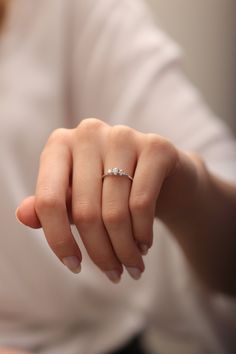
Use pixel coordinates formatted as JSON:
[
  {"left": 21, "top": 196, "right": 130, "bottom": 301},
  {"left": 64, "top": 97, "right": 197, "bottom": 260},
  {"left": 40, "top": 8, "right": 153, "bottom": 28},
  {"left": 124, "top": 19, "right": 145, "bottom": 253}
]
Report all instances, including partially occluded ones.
[{"left": 102, "top": 167, "right": 133, "bottom": 181}]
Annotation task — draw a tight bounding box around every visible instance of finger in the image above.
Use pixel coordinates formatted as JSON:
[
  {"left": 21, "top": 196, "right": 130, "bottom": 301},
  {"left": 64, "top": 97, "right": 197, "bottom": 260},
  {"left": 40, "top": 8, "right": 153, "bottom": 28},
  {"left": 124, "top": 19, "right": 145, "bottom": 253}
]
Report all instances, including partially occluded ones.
[
  {"left": 130, "top": 135, "right": 175, "bottom": 254},
  {"left": 35, "top": 134, "right": 82, "bottom": 274},
  {"left": 16, "top": 196, "right": 41, "bottom": 228},
  {"left": 102, "top": 127, "right": 145, "bottom": 280},
  {"left": 16, "top": 187, "right": 74, "bottom": 228},
  {"left": 72, "top": 141, "right": 123, "bottom": 284}
]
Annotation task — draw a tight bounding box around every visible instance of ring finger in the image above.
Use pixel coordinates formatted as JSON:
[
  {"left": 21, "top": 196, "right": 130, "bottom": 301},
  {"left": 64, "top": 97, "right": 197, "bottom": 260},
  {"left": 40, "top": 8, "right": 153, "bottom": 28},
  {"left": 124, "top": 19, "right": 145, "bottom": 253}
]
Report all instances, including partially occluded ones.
[
  {"left": 102, "top": 127, "right": 145, "bottom": 280},
  {"left": 72, "top": 139, "right": 123, "bottom": 283}
]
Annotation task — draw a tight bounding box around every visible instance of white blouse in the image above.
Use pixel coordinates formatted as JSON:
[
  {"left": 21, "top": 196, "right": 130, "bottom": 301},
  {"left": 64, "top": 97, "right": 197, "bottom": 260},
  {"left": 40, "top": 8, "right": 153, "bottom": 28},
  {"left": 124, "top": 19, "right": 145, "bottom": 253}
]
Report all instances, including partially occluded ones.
[{"left": 0, "top": 1, "right": 236, "bottom": 354}]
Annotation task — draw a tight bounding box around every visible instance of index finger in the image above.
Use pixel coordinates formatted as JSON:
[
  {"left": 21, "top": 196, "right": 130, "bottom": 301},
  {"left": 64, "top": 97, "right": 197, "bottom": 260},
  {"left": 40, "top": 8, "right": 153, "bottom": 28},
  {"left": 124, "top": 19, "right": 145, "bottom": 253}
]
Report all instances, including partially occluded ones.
[{"left": 35, "top": 132, "right": 82, "bottom": 273}]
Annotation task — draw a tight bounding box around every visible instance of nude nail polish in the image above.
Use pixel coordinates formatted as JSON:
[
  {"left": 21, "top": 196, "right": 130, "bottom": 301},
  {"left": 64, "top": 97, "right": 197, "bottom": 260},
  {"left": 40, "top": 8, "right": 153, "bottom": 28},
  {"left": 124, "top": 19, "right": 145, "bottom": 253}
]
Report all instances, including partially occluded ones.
[
  {"left": 104, "top": 270, "right": 121, "bottom": 284},
  {"left": 126, "top": 267, "right": 142, "bottom": 280},
  {"left": 62, "top": 256, "right": 81, "bottom": 274},
  {"left": 139, "top": 243, "right": 149, "bottom": 255}
]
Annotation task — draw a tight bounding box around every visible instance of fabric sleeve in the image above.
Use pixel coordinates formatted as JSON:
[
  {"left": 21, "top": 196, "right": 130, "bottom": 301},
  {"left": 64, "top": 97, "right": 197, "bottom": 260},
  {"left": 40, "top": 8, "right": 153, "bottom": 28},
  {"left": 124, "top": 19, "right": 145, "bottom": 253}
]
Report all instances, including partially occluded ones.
[{"left": 69, "top": 0, "right": 236, "bottom": 183}]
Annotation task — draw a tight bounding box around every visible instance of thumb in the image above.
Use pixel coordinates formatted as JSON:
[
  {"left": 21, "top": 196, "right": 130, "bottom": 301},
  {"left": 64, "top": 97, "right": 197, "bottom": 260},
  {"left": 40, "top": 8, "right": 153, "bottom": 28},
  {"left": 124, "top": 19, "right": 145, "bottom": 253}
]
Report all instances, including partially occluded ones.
[{"left": 16, "top": 196, "right": 41, "bottom": 229}]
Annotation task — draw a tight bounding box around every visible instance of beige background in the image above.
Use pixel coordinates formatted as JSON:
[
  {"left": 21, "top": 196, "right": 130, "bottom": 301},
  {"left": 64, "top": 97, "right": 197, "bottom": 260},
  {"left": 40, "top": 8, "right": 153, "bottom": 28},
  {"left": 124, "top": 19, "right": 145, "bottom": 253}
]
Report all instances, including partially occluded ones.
[{"left": 146, "top": 0, "right": 236, "bottom": 134}]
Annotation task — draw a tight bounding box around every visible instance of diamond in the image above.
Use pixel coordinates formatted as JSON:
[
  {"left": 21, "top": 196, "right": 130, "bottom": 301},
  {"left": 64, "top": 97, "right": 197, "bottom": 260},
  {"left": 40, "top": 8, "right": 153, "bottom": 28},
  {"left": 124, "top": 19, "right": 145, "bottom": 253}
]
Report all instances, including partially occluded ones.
[
  {"left": 112, "top": 167, "right": 119, "bottom": 175},
  {"left": 102, "top": 167, "right": 133, "bottom": 181}
]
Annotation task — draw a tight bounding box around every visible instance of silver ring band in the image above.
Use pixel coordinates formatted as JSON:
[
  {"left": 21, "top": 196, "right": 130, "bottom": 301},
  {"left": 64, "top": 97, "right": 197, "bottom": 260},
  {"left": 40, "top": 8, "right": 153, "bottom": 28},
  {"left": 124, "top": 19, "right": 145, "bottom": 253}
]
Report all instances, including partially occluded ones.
[{"left": 102, "top": 167, "right": 133, "bottom": 181}]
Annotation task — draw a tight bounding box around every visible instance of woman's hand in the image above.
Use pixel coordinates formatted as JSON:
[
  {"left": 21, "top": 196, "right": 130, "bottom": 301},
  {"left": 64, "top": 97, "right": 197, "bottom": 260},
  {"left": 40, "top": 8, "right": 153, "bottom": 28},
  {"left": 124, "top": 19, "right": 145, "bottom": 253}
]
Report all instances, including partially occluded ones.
[
  {"left": 16, "top": 118, "right": 236, "bottom": 292},
  {"left": 16, "top": 118, "right": 180, "bottom": 282}
]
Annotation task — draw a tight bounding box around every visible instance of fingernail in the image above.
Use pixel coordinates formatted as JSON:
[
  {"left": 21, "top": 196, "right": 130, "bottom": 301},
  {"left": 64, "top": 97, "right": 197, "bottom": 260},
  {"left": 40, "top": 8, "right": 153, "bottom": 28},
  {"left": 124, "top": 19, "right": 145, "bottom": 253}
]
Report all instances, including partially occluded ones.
[
  {"left": 126, "top": 267, "right": 142, "bottom": 280},
  {"left": 104, "top": 270, "right": 121, "bottom": 284},
  {"left": 139, "top": 243, "right": 149, "bottom": 256},
  {"left": 62, "top": 256, "right": 81, "bottom": 274}
]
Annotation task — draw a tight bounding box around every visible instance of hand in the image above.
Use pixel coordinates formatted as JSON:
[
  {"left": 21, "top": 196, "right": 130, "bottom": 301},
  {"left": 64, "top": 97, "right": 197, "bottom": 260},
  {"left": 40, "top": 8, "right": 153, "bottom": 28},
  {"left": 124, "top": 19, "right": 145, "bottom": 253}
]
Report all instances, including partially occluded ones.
[{"left": 16, "top": 118, "right": 179, "bottom": 283}]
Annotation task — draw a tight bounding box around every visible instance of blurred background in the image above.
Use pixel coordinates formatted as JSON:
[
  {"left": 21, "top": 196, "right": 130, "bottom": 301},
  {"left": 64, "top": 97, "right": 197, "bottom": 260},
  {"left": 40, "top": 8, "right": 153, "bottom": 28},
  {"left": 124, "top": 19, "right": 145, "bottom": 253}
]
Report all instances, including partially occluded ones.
[
  {"left": 147, "top": 0, "right": 236, "bottom": 135},
  {"left": 144, "top": 1, "right": 236, "bottom": 353}
]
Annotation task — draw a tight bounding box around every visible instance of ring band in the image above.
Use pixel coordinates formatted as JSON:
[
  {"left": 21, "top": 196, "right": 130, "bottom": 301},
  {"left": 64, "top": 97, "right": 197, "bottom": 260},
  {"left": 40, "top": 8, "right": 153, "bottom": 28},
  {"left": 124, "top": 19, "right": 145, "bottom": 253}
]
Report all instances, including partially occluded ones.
[{"left": 102, "top": 167, "right": 133, "bottom": 181}]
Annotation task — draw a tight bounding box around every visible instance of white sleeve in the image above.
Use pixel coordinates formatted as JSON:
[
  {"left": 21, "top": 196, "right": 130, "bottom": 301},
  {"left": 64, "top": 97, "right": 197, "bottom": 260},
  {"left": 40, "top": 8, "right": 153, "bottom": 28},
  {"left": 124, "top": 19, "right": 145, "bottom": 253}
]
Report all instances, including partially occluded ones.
[{"left": 69, "top": 0, "right": 236, "bottom": 183}]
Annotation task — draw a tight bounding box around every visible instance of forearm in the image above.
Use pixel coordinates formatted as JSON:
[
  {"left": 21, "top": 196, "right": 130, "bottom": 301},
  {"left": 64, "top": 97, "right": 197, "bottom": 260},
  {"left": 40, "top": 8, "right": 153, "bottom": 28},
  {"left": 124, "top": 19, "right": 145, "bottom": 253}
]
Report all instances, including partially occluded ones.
[{"left": 156, "top": 151, "right": 236, "bottom": 295}]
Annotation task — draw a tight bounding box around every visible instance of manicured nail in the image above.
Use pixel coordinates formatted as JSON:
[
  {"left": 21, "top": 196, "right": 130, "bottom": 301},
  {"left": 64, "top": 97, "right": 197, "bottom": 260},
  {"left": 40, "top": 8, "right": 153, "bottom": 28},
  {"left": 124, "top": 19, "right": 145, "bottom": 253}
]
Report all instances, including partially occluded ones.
[
  {"left": 126, "top": 267, "right": 142, "bottom": 280},
  {"left": 139, "top": 243, "right": 149, "bottom": 256},
  {"left": 62, "top": 256, "right": 81, "bottom": 274},
  {"left": 104, "top": 270, "right": 121, "bottom": 284}
]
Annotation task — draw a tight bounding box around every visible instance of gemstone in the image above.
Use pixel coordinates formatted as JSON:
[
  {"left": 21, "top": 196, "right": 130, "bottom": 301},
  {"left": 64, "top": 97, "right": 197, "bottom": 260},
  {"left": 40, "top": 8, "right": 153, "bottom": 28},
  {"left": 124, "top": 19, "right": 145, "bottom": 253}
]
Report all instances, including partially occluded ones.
[{"left": 112, "top": 167, "right": 119, "bottom": 175}]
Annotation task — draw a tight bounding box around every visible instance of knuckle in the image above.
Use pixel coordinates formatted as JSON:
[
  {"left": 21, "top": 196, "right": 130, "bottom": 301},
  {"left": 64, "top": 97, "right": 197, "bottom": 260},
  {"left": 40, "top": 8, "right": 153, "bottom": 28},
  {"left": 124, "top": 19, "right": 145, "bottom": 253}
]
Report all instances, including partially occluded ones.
[
  {"left": 146, "top": 134, "right": 172, "bottom": 154},
  {"left": 110, "top": 125, "right": 135, "bottom": 145},
  {"left": 102, "top": 207, "right": 127, "bottom": 226},
  {"left": 77, "top": 118, "right": 105, "bottom": 134},
  {"left": 73, "top": 204, "right": 100, "bottom": 226},
  {"left": 145, "top": 134, "right": 178, "bottom": 174},
  {"left": 40, "top": 129, "right": 72, "bottom": 162},
  {"left": 47, "top": 128, "right": 71, "bottom": 145},
  {"left": 130, "top": 194, "right": 151, "bottom": 213},
  {"left": 35, "top": 194, "right": 63, "bottom": 214}
]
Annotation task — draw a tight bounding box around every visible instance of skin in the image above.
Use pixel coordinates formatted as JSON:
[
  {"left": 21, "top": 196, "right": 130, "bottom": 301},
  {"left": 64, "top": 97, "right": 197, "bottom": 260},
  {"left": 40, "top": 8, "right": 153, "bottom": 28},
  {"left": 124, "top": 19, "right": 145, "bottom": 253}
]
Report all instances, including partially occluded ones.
[{"left": 16, "top": 118, "right": 236, "bottom": 293}]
